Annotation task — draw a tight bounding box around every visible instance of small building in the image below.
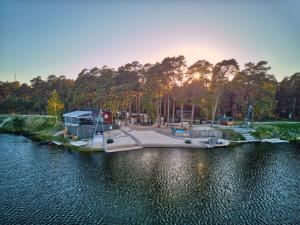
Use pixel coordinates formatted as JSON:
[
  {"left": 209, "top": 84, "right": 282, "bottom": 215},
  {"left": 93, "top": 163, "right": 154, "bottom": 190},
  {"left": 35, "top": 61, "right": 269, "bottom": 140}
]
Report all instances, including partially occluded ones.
[
  {"left": 130, "top": 113, "right": 150, "bottom": 124},
  {"left": 218, "top": 116, "right": 234, "bottom": 126},
  {"left": 63, "top": 110, "right": 114, "bottom": 139}
]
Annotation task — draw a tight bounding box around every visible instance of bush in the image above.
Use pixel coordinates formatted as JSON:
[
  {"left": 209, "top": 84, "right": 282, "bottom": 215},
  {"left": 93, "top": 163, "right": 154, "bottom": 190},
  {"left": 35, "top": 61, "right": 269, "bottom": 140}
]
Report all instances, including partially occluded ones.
[
  {"left": 24, "top": 116, "right": 56, "bottom": 131},
  {"left": 252, "top": 123, "right": 300, "bottom": 140},
  {"left": 0, "top": 115, "right": 57, "bottom": 132},
  {"left": 219, "top": 129, "right": 245, "bottom": 141},
  {"left": 0, "top": 119, "right": 13, "bottom": 131},
  {"left": 12, "top": 117, "right": 25, "bottom": 132}
]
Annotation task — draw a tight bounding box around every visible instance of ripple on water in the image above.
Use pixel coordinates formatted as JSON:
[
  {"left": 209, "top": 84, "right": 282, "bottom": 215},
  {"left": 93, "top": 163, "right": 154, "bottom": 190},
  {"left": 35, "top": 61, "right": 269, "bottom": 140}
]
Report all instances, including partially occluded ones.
[{"left": 0, "top": 134, "right": 299, "bottom": 224}]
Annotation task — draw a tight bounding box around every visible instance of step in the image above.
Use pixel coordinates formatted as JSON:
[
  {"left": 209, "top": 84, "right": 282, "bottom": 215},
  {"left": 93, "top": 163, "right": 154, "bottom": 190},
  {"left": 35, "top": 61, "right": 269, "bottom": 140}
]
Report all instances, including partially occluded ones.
[
  {"left": 243, "top": 135, "right": 254, "bottom": 138},
  {"left": 244, "top": 135, "right": 254, "bottom": 138},
  {"left": 242, "top": 135, "right": 253, "bottom": 137}
]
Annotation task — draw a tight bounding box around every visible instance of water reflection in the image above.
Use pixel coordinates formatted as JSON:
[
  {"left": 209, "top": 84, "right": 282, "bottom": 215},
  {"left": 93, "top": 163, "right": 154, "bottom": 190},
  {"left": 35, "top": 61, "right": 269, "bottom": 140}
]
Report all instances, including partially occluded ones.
[{"left": 0, "top": 134, "right": 299, "bottom": 224}]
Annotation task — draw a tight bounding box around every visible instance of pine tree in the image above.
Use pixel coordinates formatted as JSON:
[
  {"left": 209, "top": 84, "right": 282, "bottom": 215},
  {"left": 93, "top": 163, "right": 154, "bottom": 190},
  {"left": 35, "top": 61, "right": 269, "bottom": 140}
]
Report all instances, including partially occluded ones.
[{"left": 47, "top": 90, "right": 64, "bottom": 124}]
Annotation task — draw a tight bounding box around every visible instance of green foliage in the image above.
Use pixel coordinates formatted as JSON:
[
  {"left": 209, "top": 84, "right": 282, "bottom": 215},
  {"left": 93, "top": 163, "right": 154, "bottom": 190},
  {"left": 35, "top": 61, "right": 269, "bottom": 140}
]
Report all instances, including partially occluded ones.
[
  {"left": 63, "top": 143, "right": 104, "bottom": 152},
  {"left": 141, "top": 88, "right": 157, "bottom": 121},
  {"left": 35, "top": 132, "right": 66, "bottom": 143},
  {"left": 12, "top": 117, "right": 25, "bottom": 131},
  {"left": 252, "top": 122, "right": 300, "bottom": 140},
  {"left": 46, "top": 90, "right": 64, "bottom": 117},
  {"left": 25, "top": 116, "right": 56, "bottom": 131},
  {"left": 211, "top": 59, "right": 239, "bottom": 124},
  {"left": 0, "top": 58, "right": 299, "bottom": 123},
  {"left": 219, "top": 128, "right": 245, "bottom": 141},
  {"left": 1, "top": 119, "right": 14, "bottom": 131},
  {"left": 276, "top": 73, "right": 300, "bottom": 119},
  {"left": 230, "top": 61, "right": 277, "bottom": 120},
  {"left": 0, "top": 115, "right": 56, "bottom": 132}
]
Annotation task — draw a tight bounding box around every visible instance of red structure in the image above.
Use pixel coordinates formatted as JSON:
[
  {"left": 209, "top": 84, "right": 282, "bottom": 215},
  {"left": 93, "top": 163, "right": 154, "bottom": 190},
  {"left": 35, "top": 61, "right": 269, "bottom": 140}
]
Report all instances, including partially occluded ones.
[{"left": 103, "top": 111, "right": 112, "bottom": 124}]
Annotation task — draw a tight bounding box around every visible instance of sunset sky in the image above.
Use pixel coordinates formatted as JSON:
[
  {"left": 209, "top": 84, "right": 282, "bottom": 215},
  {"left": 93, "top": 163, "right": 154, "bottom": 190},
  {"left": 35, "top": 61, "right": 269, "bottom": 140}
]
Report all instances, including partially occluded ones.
[{"left": 0, "top": 0, "right": 299, "bottom": 83}]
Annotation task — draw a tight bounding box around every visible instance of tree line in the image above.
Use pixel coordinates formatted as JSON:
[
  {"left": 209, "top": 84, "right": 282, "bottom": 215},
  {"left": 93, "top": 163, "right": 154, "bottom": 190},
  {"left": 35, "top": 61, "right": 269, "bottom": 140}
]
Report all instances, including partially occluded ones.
[{"left": 0, "top": 56, "right": 299, "bottom": 124}]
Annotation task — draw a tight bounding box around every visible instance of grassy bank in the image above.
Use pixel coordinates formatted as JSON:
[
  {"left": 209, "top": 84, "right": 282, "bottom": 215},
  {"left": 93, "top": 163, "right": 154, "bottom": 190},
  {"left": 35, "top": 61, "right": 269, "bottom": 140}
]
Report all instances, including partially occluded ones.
[
  {"left": 63, "top": 143, "right": 103, "bottom": 152},
  {"left": 251, "top": 122, "right": 300, "bottom": 141},
  {"left": 0, "top": 114, "right": 57, "bottom": 131},
  {"left": 0, "top": 114, "right": 103, "bottom": 152},
  {"left": 0, "top": 114, "right": 64, "bottom": 143}
]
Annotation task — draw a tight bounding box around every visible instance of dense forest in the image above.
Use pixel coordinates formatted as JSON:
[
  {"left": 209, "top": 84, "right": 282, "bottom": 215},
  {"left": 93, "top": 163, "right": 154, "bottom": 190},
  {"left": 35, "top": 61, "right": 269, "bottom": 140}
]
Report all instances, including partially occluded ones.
[{"left": 0, "top": 56, "right": 299, "bottom": 123}]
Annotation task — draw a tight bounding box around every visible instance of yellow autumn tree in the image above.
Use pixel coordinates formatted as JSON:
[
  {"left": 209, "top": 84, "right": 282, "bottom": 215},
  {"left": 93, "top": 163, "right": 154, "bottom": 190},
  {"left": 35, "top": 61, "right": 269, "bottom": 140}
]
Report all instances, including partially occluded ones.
[{"left": 47, "top": 90, "right": 64, "bottom": 124}]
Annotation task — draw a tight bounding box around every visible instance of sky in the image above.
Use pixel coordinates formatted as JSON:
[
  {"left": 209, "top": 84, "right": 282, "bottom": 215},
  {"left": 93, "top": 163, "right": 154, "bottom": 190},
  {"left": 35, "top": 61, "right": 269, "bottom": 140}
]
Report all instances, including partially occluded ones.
[{"left": 0, "top": 0, "right": 299, "bottom": 83}]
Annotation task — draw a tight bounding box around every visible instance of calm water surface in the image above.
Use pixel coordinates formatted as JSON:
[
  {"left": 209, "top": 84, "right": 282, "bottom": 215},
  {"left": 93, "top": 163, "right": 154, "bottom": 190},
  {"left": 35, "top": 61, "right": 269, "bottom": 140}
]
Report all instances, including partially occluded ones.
[{"left": 0, "top": 134, "right": 299, "bottom": 224}]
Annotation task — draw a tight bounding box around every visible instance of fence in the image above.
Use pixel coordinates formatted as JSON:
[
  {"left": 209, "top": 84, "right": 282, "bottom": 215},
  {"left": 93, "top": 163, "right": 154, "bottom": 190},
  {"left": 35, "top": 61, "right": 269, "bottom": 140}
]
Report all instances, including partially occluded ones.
[
  {"left": 189, "top": 129, "right": 222, "bottom": 138},
  {"left": 169, "top": 127, "right": 222, "bottom": 138}
]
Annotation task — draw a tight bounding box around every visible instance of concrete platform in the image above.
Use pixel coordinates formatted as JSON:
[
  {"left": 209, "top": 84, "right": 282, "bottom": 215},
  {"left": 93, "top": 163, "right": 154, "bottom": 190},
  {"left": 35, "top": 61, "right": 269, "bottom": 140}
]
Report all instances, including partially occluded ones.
[
  {"left": 104, "top": 129, "right": 139, "bottom": 152},
  {"left": 262, "top": 138, "right": 289, "bottom": 143},
  {"left": 122, "top": 127, "right": 229, "bottom": 149},
  {"left": 102, "top": 127, "right": 230, "bottom": 152},
  {"left": 105, "top": 146, "right": 143, "bottom": 153}
]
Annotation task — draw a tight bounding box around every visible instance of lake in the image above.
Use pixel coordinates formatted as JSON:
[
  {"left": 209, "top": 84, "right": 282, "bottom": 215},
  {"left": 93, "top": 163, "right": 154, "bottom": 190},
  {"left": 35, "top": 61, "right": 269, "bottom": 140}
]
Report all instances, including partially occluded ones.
[{"left": 0, "top": 134, "right": 299, "bottom": 224}]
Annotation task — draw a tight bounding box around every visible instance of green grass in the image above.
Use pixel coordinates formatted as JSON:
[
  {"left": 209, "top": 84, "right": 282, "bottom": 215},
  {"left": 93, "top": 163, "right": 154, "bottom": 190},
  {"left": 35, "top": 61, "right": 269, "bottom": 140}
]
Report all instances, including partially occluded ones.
[
  {"left": 63, "top": 143, "right": 104, "bottom": 152},
  {"left": 0, "top": 115, "right": 57, "bottom": 132},
  {"left": 0, "top": 114, "right": 104, "bottom": 152},
  {"left": 252, "top": 122, "right": 300, "bottom": 141},
  {"left": 35, "top": 131, "right": 66, "bottom": 143},
  {"left": 0, "top": 114, "right": 62, "bottom": 142}
]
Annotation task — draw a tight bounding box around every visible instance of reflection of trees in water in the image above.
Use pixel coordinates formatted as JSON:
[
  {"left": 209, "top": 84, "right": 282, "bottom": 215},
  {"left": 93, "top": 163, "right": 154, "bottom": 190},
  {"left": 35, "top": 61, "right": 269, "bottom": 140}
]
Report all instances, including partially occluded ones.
[
  {"left": 237, "top": 144, "right": 275, "bottom": 191},
  {"left": 206, "top": 144, "right": 297, "bottom": 223},
  {"left": 2, "top": 135, "right": 298, "bottom": 224},
  {"left": 207, "top": 144, "right": 274, "bottom": 193},
  {"left": 63, "top": 145, "right": 299, "bottom": 223},
  {"left": 91, "top": 148, "right": 212, "bottom": 222}
]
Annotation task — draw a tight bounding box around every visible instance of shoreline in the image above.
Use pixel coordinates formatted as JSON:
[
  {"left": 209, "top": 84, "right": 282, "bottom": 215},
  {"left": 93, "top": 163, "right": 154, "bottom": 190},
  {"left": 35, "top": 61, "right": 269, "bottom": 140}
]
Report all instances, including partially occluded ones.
[
  {"left": 1, "top": 121, "right": 298, "bottom": 153},
  {"left": 0, "top": 130, "right": 297, "bottom": 154},
  {"left": 0, "top": 130, "right": 104, "bottom": 152}
]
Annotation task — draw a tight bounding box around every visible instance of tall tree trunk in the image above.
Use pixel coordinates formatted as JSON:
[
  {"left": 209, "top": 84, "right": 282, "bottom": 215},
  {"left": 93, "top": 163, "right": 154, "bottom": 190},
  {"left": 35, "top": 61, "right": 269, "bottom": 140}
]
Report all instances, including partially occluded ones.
[
  {"left": 163, "top": 96, "right": 167, "bottom": 124},
  {"left": 181, "top": 103, "right": 184, "bottom": 127},
  {"left": 159, "top": 97, "right": 162, "bottom": 126},
  {"left": 172, "top": 99, "right": 176, "bottom": 124},
  {"left": 129, "top": 99, "right": 132, "bottom": 124},
  {"left": 167, "top": 95, "right": 170, "bottom": 127},
  {"left": 135, "top": 93, "right": 138, "bottom": 113},
  {"left": 211, "top": 90, "right": 220, "bottom": 126},
  {"left": 157, "top": 98, "right": 161, "bottom": 128},
  {"left": 191, "top": 103, "right": 195, "bottom": 125},
  {"left": 142, "top": 106, "right": 145, "bottom": 124},
  {"left": 205, "top": 101, "right": 209, "bottom": 121},
  {"left": 137, "top": 92, "right": 141, "bottom": 124},
  {"left": 125, "top": 108, "right": 128, "bottom": 126}
]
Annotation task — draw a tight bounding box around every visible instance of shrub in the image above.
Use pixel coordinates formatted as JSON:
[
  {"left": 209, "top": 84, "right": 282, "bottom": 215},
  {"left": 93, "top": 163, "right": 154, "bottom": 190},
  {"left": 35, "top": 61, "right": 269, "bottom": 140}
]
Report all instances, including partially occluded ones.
[
  {"left": 12, "top": 117, "right": 25, "bottom": 132},
  {"left": 24, "top": 116, "right": 56, "bottom": 131},
  {"left": 219, "top": 129, "right": 245, "bottom": 141}
]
